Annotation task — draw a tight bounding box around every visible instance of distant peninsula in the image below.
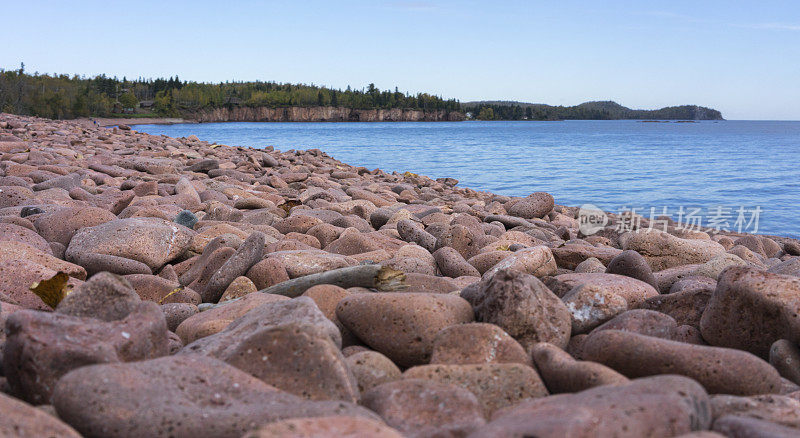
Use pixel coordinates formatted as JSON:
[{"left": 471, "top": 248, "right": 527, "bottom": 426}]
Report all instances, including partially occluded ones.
[
  {"left": 0, "top": 65, "right": 722, "bottom": 122},
  {"left": 462, "top": 100, "right": 723, "bottom": 121}
]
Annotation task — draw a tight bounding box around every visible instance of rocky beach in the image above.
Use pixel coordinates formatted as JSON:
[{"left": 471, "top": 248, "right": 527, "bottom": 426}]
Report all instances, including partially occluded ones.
[{"left": 2, "top": 112, "right": 800, "bottom": 437}]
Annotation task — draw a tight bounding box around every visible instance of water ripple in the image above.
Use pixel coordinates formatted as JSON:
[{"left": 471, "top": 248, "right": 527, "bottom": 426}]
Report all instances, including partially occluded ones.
[{"left": 134, "top": 120, "right": 800, "bottom": 238}]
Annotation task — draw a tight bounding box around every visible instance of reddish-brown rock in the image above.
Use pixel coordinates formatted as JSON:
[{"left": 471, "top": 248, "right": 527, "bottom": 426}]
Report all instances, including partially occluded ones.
[
  {"left": 244, "top": 416, "right": 403, "bottom": 438},
  {"left": 465, "top": 269, "right": 571, "bottom": 351},
  {"left": 770, "top": 339, "right": 800, "bottom": 386},
  {"left": 711, "top": 394, "right": 800, "bottom": 428},
  {"left": 470, "top": 375, "right": 711, "bottom": 437},
  {"left": 403, "top": 363, "right": 548, "bottom": 416},
  {"left": 700, "top": 267, "right": 800, "bottom": 357},
  {"left": 345, "top": 350, "right": 402, "bottom": 393},
  {"left": 3, "top": 302, "right": 168, "bottom": 404},
  {"left": 53, "top": 355, "right": 377, "bottom": 438},
  {"left": 482, "top": 246, "right": 557, "bottom": 279},
  {"left": 33, "top": 206, "right": 117, "bottom": 246},
  {"left": 605, "top": 249, "right": 658, "bottom": 289},
  {"left": 336, "top": 292, "right": 474, "bottom": 367},
  {"left": 531, "top": 342, "right": 629, "bottom": 393},
  {"left": 0, "top": 391, "right": 81, "bottom": 437},
  {"left": 623, "top": 230, "right": 726, "bottom": 271},
  {"left": 712, "top": 414, "right": 800, "bottom": 437},
  {"left": 56, "top": 271, "right": 140, "bottom": 321},
  {"left": 66, "top": 217, "right": 194, "bottom": 274},
  {"left": 430, "top": 322, "right": 531, "bottom": 366},
  {"left": 175, "top": 292, "right": 288, "bottom": 343},
  {"left": 582, "top": 329, "right": 782, "bottom": 395},
  {"left": 181, "top": 297, "right": 354, "bottom": 401},
  {"left": 362, "top": 379, "right": 486, "bottom": 438}
]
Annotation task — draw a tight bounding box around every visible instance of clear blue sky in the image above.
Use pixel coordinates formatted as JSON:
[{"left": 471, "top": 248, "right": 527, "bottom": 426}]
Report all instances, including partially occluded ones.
[{"left": 2, "top": 1, "right": 798, "bottom": 120}]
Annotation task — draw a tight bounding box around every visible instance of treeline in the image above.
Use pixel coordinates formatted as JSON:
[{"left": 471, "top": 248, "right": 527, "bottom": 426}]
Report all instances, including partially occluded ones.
[
  {"left": 463, "top": 100, "right": 723, "bottom": 121},
  {"left": 0, "top": 64, "right": 461, "bottom": 119}
]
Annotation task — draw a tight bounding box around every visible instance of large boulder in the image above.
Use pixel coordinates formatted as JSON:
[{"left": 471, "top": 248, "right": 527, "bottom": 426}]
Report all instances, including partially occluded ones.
[
  {"left": 505, "top": 192, "right": 554, "bottom": 219},
  {"left": 403, "top": 363, "right": 548, "bottom": 416},
  {"left": 0, "top": 392, "right": 81, "bottom": 437},
  {"left": 53, "top": 355, "right": 377, "bottom": 438},
  {"left": 362, "top": 379, "right": 486, "bottom": 438},
  {"left": 181, "top": 297, "right": 356, "bottom": 402},
  {"left": 622, "top": 230, "right": 726, "bottom": 271},
  {"left": 581, "top": 329, "right": 782, "bottom": 395},
  {"left": 34, "top": 206, "right": 117, "bottom": 246},
  {"left": 336, "top": 292, "right": 474, "bottom": 367},
  {"left": 430, "top": 323, "right": 530, "bottom": 366},
  {"left": 66, "top": 218, "right": 194, "bottom": 274},
  {"left": 482, "top": 246, "right": 557, "bottom": 279},
  {"left": 700, "top": 267, "right": 800, "bottom": 357},
  {"left": 55, "top": 272, "right": 141, "bottom": 321},
  {"left": 3, "top": 302, "right": 169, "bottom": 404},
  {"left": 469, "top": 375, "right": 711, "bottom": 437},
  {"left": 464, "top": 269, "right": 571, "bottom": 351}
]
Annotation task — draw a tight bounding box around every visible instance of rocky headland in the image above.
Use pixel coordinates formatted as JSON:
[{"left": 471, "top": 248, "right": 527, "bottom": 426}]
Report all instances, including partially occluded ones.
[{"left": 1, "top": 112, "right": 800, "bottom": 437}]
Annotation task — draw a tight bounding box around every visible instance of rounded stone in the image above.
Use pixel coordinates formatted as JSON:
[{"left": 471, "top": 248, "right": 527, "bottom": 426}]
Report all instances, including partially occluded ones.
[
  {"left": 53, "top": 355, "right": 376, "bottom": 438},
  {"left": 124, "top": 274, "right": 201, "bottom": 305},
  {"left": 0, "top": 222, "right": 52, "bottom": 254},
  {"left": 465, "top": 269, "right": 571, "bottom": 351},
  {"left": 605, "top": 249, "right": 658, "bottom": 289},
  {"left": 574, "top": 257, "right": 606, "bottom": 273},
  {"left": 700, "top": 267, "right": 800, "bottom": 357},
  {"left": 430, "top": 322, "right": 531, "bottom": 366},
  {"left": 0, "top": 392, "right": 81, "bottom": 437},
  {"left": 770, "top": 339, "right": 800, "bottom": 386},
  {"left": 244, "top": 416, "right": 403, "bottom": 438},
  {"left": 362, "top": 379, "right": 486, "bottom": 438},
  {"left": 481, "top": 246, "right": 557, "bottom": 279},
  {"left": 66, "top": 217, "right": 194, "bottom": 272},
  {"left": 562, "top": 283, "right": 629, "bottom": 334},
  {"left": 302, "top": 284, "right": 358, "bottom": 346},
  {"left": 403, "top": 363, "right": 548, "bottom": 416},
  {"left": 175, "top": 292, "right": 289, "bottom": 344},
  {"left": 345, "top": 351, "right": 402, "bottom": 393},
  {"left": 531, "top": 342, "right": 629, "bottom": 393},
  {"left": 505, "top": 192, "right": 554, "bottom": 219},
  {"left": 622, "top": 230, "right": 726, "bottom": 271},
  {"left": 247, "top": 257, "right": 290, "bottom": 290},
  {"left": 161, "top": 302, "right": 199, "bottom": 332},
  {"left": 336, "top": 292, "right": 474, "bottom": 367},
  {"left": 174, "top": 209, "right": 198, "bottom": 229},
  {"left": 582, "top": 329, "right": 782, "bottom": 395},
  {"left": 218, "top": 276, "right": 257, "bottom": 302},
  {"left": 55, "top": 272, "right": 140, "bottom": 321},
  {"left": 33, "top": 207, "right": 117, "bottom": 247},
  {"left": 469, "top": 375, "right": 710, "bottom": 437}
]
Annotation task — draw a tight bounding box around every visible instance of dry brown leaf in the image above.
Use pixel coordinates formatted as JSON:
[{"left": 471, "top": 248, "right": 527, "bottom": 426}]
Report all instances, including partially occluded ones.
[{"left": 30, "top": 271, "right": 72, "bottom": 309}]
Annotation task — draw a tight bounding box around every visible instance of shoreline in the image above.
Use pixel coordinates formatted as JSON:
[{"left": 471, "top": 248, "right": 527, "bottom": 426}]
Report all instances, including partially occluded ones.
[
  {"left": 86, "top": 117, "right": 192, "bottom": 127},
  {"left": 87, "top": 117, "right": 733, "bottom": 128},
  {"left": 2, "top": 111, "right": 800, "bottom": 436}
]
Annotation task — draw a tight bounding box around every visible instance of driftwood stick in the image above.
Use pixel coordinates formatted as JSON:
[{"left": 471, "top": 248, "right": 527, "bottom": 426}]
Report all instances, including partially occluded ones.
[{"left": 257, "top": 264, "right": 407, "bottom": 298}]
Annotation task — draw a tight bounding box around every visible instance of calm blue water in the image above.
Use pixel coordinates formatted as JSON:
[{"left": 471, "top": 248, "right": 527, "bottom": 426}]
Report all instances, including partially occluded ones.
[{"left": 133, "top": 120, "right": 800, "bottom": 238}]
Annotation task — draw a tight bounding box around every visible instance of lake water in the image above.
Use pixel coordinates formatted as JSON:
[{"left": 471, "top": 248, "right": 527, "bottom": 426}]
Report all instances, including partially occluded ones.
[{"left": 133, "top": 120, "right": 800, "bottom": 238}]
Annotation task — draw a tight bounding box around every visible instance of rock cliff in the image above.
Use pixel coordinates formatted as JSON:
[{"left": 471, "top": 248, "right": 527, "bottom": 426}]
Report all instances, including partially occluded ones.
[{"left": 186, "top": 106, "right": 464, "bottom": 122}]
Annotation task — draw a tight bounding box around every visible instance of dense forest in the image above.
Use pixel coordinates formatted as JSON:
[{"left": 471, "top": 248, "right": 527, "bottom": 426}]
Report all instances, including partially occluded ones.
[
  {"left": 463, "top": 100, "right": 724, "bottom": 120},
  {"left": 0, "top": 64, "right": 460, "bottom": 119},
  {"left": 0, "top": 64, "right": 723, "bottom": 121}
]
